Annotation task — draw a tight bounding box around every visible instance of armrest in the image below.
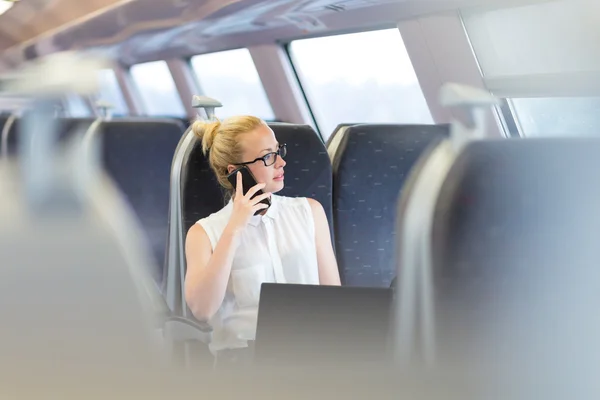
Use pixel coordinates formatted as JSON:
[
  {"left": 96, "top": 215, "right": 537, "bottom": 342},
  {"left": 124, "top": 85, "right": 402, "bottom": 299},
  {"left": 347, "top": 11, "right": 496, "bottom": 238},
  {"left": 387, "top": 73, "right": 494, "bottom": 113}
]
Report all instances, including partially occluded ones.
[
  {"left": 165, "top": 315, "right": 212, "bottom": 333},
  {"left": 162, "top": 315, "right": 212, "bottom": 344}
]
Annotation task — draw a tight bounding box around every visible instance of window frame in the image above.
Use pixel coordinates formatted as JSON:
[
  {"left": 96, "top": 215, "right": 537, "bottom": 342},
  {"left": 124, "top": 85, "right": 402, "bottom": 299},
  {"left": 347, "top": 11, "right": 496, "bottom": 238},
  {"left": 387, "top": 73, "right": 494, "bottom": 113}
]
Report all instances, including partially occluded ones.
[
  {"left": 282, "top": 42, "right": 322, "bottom": 139},
  {"left": 498, "top": 98, "right": 522, "bottom": 138}
]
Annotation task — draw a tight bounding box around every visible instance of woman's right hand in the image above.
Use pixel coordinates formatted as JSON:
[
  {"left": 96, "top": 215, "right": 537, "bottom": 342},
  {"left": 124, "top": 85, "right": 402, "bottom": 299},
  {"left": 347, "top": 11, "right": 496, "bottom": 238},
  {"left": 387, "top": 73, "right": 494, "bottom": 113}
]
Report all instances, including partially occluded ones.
[{"left": 226, "top": 171, "right": 271, "bottom": 235}]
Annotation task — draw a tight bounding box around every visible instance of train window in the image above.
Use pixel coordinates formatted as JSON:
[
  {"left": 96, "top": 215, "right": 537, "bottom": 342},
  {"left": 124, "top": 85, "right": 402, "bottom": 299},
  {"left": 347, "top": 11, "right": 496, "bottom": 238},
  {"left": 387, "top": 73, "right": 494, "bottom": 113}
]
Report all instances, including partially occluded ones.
[
  {"left": 130, "top": 61, "right": 186, "bottom": 117},
  {"left": 65, "top": 95, "right": 92, "bottom": 117},
  {"left": 96, "top": 69, "right": 128, "bottom": 116},
  {"left": 510, "top": 97, "right": 600, "bottom": 138},
  {"left": 190, "top": 49, "right": 274, "bottom": 120},
  {"left": 288, "top": 28, "right": 432, "bottom": 138}
]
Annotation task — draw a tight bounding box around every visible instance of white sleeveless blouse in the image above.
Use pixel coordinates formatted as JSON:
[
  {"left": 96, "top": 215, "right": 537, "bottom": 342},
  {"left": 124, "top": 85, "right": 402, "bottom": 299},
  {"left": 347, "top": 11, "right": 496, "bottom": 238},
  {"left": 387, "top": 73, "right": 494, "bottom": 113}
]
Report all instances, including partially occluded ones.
[{"left": 196, "top": 194, "right": 320, "bottom": 354}]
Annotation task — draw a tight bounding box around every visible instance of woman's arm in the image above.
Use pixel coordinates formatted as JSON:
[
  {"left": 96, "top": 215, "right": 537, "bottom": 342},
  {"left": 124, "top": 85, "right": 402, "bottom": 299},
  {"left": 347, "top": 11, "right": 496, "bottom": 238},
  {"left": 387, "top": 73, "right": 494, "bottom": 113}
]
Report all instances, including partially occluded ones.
[
  {"left": 184, "top": 224, "right": 241, "bottom": 321},
  {"left": 307, "top": 198, "right": 341, "bottom": 286}
]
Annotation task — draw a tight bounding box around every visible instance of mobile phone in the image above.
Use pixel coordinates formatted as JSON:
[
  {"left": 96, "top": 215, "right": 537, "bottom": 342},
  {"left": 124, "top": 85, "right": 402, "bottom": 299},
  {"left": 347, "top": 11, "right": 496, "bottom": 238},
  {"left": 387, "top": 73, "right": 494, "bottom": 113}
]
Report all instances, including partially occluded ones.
[{"left": 226, "top": 166, "right": 271, "bottom": 215}]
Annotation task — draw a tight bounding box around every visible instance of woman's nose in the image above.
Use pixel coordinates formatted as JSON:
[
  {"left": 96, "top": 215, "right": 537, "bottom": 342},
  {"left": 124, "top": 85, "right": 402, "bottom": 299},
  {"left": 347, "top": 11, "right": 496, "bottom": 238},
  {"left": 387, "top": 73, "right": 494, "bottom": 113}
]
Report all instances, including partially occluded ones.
[{"left": 276, "top": 156, "right": 286, "bottom": 168}]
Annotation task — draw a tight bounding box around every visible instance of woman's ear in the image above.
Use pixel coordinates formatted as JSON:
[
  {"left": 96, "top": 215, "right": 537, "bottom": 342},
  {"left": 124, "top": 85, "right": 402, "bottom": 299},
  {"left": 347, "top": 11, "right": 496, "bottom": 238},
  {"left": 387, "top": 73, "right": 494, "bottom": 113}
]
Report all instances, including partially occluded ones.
[{"left": 227, "top": 165, "right": 237, "bottom": 174}]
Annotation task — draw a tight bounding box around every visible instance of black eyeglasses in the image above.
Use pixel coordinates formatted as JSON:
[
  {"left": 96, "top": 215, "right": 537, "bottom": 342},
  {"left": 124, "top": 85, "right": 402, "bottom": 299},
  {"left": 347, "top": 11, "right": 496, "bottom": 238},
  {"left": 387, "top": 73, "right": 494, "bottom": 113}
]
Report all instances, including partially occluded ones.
[{"left": 234, "top": 143, "right": 287, "bottom": 167}]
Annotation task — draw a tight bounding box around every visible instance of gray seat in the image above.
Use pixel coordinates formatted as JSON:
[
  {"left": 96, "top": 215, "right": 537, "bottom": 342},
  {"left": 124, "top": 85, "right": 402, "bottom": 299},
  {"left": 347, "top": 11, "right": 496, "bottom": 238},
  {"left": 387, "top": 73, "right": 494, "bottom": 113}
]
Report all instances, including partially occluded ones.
[
  {"left": 98, "top": 119, "right": 185, "bottom": 285},
  {"left": 394, "top": 137, "right": 600, "bottom": 393},
  {"left": 0, "top": 108, "right": 171, "bottom": 381},
  {"left": 92, "top": 118, "right": 215, "bottom": 367},
  {"left": 332, "top": 124, "right": 449, "bottom": 287},
  {"left": 431, "top": 138, "right": 600, "bottom": 372},
  {"left": 162, "top": 120, "right": 333, "bottom": 367}
]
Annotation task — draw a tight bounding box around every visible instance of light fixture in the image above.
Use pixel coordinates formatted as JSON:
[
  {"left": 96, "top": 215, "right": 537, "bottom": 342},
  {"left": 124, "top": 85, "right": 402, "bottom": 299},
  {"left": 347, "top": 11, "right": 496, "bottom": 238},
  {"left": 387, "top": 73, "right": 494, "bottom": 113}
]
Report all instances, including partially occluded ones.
[{"left": 0, "top": 0, "right": 19, "bottom": 16}]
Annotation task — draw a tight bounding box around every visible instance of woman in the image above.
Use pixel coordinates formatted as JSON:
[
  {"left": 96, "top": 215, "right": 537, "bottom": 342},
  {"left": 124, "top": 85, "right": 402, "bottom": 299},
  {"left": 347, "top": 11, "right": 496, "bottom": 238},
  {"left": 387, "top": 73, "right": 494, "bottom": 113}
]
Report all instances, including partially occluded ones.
[{"left": 184, "top": 115, "right": 341, "bottom": 365}]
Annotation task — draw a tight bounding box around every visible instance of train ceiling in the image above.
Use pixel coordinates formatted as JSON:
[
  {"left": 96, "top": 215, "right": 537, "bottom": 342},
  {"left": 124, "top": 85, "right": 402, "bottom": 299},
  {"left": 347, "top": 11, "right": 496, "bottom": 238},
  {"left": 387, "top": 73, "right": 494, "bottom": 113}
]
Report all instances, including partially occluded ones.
[{"left": 0, "top": 0, "right": 549, "bottom": 67}]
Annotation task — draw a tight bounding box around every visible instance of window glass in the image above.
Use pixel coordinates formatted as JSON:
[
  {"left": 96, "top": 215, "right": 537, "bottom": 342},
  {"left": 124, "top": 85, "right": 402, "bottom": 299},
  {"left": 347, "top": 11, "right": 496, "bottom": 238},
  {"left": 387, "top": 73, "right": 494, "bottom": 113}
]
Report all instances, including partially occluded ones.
[
  {"left": 65, "top": 94, "right": 92, "bottom": 117},
  {"left": 130, "top": 61, "right": 186, "bottom": 117},
  {"left": 95, "top": 69, "right": 128, "bottom": 116},
  {"left": 191, "top": 49, "right": 274, "bottom": 120},
  {"left": 289, "top": 28, "right": 433, "bottom": 138},
  {"left": 511, "top": 97, "right": 600, "bottom": 138}
]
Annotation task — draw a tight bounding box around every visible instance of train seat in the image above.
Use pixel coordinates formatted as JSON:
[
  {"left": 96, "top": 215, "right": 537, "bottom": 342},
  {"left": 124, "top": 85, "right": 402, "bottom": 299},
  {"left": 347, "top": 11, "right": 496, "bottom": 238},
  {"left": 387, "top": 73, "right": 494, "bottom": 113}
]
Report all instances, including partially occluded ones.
[
  {"left": 429, "top": 137, "right": 600, "bottom": 372},
  {"left": 98, "top": 119, "right": 186, "bottom": 285},
  {"left": 332, "top": 124, "right": 449, "bottom": 287},
  {"left": 394, "top": 135, "right": 600, "bottom": 387}
]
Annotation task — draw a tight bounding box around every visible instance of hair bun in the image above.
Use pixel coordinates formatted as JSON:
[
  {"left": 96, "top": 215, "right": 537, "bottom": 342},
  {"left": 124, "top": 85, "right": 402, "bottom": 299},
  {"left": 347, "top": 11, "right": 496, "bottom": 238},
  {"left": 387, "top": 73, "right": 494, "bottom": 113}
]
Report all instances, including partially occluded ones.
[{"left": 192, "top": 119, "right": 221, "bottom": 155}]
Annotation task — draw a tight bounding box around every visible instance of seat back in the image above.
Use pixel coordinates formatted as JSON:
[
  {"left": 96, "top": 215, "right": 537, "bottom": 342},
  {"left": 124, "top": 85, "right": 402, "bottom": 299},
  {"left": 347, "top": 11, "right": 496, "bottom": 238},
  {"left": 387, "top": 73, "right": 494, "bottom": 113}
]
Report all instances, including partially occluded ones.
[
  {"left": 0, "top": 112, "right": 167, "bottom": 383},
  {"left": 271, "top": 123, "right": 334, "bottom": 238},
  {"left": 332, "top": 124, "right": 449, "bottom": 287},
  {"left": 99, "top": 119, "right": 185, "bottom": 285},
  {"left": 163, "top": 124, "right": 229, "bottom": 317},
  {"left": 180, "top": 126, "right": 227, "bottom": 239},
  {"left": 427, "top": 138, "right": 600, "bottom": 380}
]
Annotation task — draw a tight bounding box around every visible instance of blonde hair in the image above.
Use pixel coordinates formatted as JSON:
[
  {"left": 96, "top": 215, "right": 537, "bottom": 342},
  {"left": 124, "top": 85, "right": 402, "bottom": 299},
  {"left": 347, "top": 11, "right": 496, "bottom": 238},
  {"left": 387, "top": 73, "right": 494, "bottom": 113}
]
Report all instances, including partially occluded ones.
[{"left": 192, "top": 115, "right": 266, "bottom": 191}]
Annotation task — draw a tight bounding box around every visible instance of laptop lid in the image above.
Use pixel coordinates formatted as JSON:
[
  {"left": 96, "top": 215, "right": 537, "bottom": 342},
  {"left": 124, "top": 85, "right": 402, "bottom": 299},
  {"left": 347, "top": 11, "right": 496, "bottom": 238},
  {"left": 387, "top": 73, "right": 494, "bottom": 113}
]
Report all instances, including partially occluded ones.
[{"left": 254, "top": 283, "right": 394, "bottom": 368}]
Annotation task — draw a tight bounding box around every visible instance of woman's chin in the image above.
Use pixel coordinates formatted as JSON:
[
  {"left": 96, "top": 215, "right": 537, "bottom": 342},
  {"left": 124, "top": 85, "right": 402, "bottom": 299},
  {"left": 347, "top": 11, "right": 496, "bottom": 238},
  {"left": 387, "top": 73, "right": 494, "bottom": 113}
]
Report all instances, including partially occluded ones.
[{"left": 268, "top": 182, "right": 284, "bottom": 193}]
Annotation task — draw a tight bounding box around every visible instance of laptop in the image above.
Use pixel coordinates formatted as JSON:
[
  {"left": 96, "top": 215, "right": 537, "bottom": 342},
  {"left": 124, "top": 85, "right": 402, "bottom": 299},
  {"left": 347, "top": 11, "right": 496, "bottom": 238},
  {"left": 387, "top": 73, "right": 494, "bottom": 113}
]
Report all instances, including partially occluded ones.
[{"left": 253, "top": 283, "right": 394, "bottom": 368}]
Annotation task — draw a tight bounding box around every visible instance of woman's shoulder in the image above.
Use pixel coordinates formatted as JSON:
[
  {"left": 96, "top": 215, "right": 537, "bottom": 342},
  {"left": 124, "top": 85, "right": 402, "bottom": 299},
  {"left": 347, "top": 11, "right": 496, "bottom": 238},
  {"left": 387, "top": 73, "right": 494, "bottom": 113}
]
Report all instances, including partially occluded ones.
[
  {"left": 274, "top": 195, "right": 325, "bottom": 218},
  {"left": 195, "top": 201, "right": 232, "bottom": 226},
  {"left": 274, "top": 194, "right": 313, "bottom": 209},
  {"left": 276, "top": 194, "right": 322, "bottom": 206},
  {"left": 190, "top": 202, "right": 232, "bottom": 249}
]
